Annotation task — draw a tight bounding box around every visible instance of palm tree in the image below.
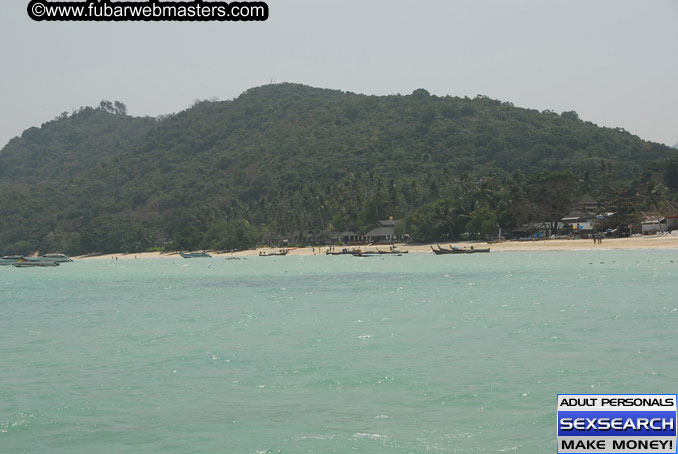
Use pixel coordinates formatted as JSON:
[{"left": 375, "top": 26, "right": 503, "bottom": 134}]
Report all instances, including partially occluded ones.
[
  {"left": 455, "top": 172, "right": 471, "bottom": 197},
  {"left": 645, "top": 180, "right": 666, "bottom": 233},
  {"left": 474, "top": 177, "right": 496, "bottom": 209}
]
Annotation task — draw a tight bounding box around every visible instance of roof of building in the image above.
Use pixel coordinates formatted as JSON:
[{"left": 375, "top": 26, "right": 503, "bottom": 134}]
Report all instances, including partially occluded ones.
[
  {"left": 366, "top": 226, "right": 395, "bottom": 237},
  {"left": 640, "top": 211, "right": 662, "bottom": 222},
  {"left": 562, "top": 210, "right": 594, "bottom": 221}
]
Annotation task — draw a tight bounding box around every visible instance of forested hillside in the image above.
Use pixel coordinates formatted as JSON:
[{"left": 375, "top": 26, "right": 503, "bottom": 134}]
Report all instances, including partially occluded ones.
[
  {"left": 0, "top": 102, "right": 155, "bottom": 185},
  {"left": 0, "top": 84, "right": 675, "bottom": 255}
]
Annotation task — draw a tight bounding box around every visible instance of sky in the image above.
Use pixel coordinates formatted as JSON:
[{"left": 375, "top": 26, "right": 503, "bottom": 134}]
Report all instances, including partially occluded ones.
[{"left": 1, "top": 0, "right": 677, "bottom": 148}]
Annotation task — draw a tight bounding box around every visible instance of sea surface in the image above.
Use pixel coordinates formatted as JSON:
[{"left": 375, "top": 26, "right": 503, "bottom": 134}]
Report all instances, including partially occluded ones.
[{"left": 2, "top": 250, "right": 677, "bottom": 453}]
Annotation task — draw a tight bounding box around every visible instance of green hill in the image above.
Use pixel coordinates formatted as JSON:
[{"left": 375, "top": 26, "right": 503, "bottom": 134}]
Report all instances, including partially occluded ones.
[
  {"left": 0, "top": 84, "right": 674, "bottom": 254},
  {"left": 0, "top": 102, "right": 155, "bottom": 185}
]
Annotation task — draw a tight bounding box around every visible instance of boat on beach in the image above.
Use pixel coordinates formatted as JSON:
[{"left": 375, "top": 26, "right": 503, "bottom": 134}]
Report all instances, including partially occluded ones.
[{"left": 179, "top": 251, "right": 212, "bottom": 258}]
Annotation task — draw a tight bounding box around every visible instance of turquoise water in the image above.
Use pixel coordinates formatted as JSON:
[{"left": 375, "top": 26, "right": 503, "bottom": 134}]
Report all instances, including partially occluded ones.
[{"left": 1, "top": 250, "right": 677, "bottom": 453}]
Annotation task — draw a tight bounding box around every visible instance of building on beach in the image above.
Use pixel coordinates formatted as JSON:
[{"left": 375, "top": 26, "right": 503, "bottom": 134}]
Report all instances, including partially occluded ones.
[
  {"left": 561, "top": 210, "right": 595, "bottom": 234},
  {"left": 365, "top": 219, "right": 401, "bottom": 244},
  {"left": 330, "top": 231, "right": 365, "bottom": 245},
  {"left": 639, "top": 213, "right": 678, "bottom": 234}
]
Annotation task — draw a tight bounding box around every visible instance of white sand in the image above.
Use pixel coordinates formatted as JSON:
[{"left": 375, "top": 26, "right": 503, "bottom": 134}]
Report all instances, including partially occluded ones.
[{"left": 72, "top": 235, "right": 678, "bottom": 260}]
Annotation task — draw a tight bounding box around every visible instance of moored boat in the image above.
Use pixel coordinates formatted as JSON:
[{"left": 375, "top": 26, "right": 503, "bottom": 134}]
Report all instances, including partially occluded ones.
[
  {"left": 453, "top": 246, "right": 490, "bottom": 253},
  {"left": 351, "top": 251, "right": 377, "bottom": 257},
  {"left": 24, "top": 253, "right": 73, "bottom": 264},
  {"left": 38, "top": 253, "right": 73, "bottom": 263},
  {"left": 431, "top": 245, "right": 490, "bottom": 254},
  {"left": 259, "top": 249, "right": 289, "bottom": 256},
  {"left": 353, "top": 251, "right": 401, "bottom": 257},
  {"left": 326, "top": 248, "right": 358, "bottom": 255},
  {"left": 179, "top": 251, "right": 212, "bottom": 258},
  {"left": 12, "top": 260, "right": 59, "bottom": 267},
  {"left": 351, "top": 248, "right": 380, "bottom": 257},
  {"left": 430, "top": 245, "right": 455, "bottom": 255},
  {"left": 0, "top": 255, "right": 25, "bottom": 266},
  {"left": 376, "top": 247, "right": 408, "bottom": 254}
]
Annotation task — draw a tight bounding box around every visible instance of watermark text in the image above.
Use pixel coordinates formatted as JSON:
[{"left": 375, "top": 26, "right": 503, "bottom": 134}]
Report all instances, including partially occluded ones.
[{"left": 27, "top": 0, "right": 269, "bottom": 22}]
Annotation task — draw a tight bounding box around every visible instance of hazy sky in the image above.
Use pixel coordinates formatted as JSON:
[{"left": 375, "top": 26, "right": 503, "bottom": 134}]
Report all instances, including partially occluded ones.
[{"left": 1, "top": 0, "right": 677, "bottom": 148}]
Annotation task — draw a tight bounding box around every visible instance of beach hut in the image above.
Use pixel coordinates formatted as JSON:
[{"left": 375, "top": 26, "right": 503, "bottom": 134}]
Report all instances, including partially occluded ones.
[
  {"left": 365, "top": 220, "right": 400, "bottom": 244},
  {"left": 330, "top": 231, "right": 364, "bottom": 245},
  {"left": 561, "top": 210, "right": 595, "bottom": 234}
]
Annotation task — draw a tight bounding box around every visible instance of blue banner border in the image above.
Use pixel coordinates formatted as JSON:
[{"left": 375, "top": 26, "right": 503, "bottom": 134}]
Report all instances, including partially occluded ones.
[{"left": 556, "top": 394, "right": 678, "bottom": 454}]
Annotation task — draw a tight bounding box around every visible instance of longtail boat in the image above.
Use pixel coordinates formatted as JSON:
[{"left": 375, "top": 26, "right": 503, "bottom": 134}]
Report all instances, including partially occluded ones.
[
  {"left": 376, "top": 247, "right": 408, "bottom": 254},
  {"left": 431, "top": 245, "right": 490, "bottom": 254},
  {"left": 326, "top": 248, "right": 359, "bottom": 255}
]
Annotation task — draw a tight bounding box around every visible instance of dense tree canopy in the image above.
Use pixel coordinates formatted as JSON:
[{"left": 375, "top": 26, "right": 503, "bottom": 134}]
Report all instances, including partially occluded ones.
[
  {"left": 0, "top": 103, "right": 154, "bottom": 185},
  {"left": 0, "top": 84, "right": 676, "bottom": 254}
]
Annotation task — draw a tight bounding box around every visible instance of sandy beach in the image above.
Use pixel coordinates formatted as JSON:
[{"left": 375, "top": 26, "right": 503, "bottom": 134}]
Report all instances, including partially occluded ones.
[{"left": 73, "top": 234, "right": 678, "bottom": 260}]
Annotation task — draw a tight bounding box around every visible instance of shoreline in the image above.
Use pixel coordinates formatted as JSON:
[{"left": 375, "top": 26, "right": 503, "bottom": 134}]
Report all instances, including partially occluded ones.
[{"left": 73, "top": 235, "right": 678, "bottom": 260}]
